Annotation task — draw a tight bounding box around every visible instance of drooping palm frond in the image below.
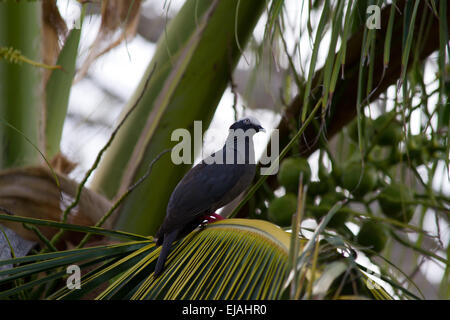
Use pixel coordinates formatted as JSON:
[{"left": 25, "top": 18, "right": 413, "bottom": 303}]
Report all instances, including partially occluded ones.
[
  {"left": 0, "top": 218, "right": 292, "bottom": 300},
  {"left": 97, "top": 219, "right": 292, "bottom": 300},
  {"left": 0, "top": 213, "right": 397, "bottom": 300}
]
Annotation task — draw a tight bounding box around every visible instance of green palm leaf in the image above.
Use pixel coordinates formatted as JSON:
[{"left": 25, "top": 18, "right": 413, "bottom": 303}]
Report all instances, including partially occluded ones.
[
  {"left": 57, "top": 219, "right": 291, "bottom": 300},
  {"left": 0, "top": 219, "right": 293, "bottom": 300},
  {"left": 0, "top": 216, "right": 398, "bottom": 300}
]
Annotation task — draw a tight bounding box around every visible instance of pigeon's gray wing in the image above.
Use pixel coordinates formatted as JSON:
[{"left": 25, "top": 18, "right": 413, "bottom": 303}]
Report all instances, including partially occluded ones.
[{"left": 160, "top": 162, "right": 252, "bottom": 234}]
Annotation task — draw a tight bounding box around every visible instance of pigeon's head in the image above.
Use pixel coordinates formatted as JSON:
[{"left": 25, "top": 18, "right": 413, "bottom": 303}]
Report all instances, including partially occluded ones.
[{"left": 229, "top": 116, "right": 265, "bottom": 134}]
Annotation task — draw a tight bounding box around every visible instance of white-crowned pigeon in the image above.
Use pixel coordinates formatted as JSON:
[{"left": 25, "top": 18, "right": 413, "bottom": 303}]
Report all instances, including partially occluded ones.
[{"left": 154, "top": 117, "right": 265, "bottom": 276}]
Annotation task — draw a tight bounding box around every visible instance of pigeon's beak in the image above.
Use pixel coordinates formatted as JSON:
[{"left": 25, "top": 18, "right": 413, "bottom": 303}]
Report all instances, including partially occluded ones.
[{"left": 257, "top": 125, "right": 266, "bottom": 133}]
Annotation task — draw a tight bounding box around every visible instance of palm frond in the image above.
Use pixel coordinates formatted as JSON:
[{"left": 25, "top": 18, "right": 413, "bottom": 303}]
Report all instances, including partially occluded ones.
[
  {"left": 0, "top": 215, "right": 399, "bottom": 300},
  {"left": 0, "top": 219, "right": 295, "bottom": 300}
]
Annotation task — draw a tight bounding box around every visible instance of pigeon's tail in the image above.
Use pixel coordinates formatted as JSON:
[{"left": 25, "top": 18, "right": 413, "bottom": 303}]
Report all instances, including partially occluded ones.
[{"left": 154, "top": 230, "right": 178, "bottom": 277}]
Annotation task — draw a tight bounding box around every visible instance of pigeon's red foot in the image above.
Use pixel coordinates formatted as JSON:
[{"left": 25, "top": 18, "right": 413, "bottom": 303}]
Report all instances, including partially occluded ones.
[
  {"left": 199, "top": 213, "right": 224, "bottom": 229},
  {"left": 208, "top": 213, "right": 224, "bottom": 221}
]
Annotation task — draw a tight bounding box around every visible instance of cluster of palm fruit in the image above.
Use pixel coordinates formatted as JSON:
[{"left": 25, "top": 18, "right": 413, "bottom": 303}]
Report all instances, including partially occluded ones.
[{"left": 263, "top": 111, "right": 446, "bottom": 255}]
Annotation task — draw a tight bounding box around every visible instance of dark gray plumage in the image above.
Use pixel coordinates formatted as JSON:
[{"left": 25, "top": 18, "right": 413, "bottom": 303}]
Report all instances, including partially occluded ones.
[{"left": 154, "top": 117, "right": 265, "bottom": 276}]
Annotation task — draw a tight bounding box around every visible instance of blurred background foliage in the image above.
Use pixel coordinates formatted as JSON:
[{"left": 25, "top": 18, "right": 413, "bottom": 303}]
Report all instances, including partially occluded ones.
[{"left": 0, "top": 0, "right": 449, "bottom": 300}]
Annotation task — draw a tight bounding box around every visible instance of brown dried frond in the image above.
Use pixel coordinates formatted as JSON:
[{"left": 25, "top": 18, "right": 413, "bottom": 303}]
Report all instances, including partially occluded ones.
[
  {"left": 76, "top": 0, "right": 142, "bottom": 81},
  {"left": 0, "top": 166, "right": 113, "bottom": 248},
  {"left": 50, "top": 152, "right": 77, "bottom": 175},
  {"left": 42, "top": 0, "right": 68, "bottom": 84}
]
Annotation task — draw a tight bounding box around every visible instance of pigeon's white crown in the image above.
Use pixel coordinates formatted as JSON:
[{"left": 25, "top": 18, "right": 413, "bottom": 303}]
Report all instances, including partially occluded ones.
[{"left": 239, "top": 116, "right": 262, "bottom": 127}]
